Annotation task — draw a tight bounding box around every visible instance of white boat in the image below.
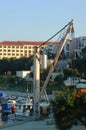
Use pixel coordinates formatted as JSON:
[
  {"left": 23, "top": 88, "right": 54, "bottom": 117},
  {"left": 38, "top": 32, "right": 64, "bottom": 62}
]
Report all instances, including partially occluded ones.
[{"left": 15, "top": 98, "right": 33, "bottom": 116}]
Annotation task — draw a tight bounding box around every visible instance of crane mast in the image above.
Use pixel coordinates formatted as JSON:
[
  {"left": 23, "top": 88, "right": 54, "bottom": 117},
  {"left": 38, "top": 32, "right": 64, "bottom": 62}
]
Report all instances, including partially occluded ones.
[
  {"left": 33, "top": 47, "right": 40, "bottom": 118},
  {"left": 33, "top": 20, "right": 74, "bottom": 119}
]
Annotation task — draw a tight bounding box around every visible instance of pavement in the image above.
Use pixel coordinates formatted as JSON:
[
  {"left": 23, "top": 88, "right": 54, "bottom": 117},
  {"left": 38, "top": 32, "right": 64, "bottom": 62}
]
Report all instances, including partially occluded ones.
[
  {"left": 0, "top": 114, "right": 86, "bottom": 130},
  {"left": 0, "top": 118, "right": 86, "bottom": 130},
  {"left": 0, "top": 118, "right": 56, "bottom": 130}
]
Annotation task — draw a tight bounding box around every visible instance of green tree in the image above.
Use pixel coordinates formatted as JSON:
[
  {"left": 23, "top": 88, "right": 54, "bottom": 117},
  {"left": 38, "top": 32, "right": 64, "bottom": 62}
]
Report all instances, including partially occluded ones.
[
  {"left": 0, "top": 57, "right": 33, "bottom": 75},
  {"left": 51, "top": 89, "right": 86, "bottom": 130},
  {"left": 63, "top": 68, "right": 80, "bottom": 79},
  {"left": 54, "top": 75, "right": 63, "bottom": 85}
]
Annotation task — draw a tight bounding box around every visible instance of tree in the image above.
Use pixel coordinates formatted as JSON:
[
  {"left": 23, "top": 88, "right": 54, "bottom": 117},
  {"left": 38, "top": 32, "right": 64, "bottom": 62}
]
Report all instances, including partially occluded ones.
[
  {"left": 51, "top": 89, "right": 86, "bottom": 130},
  {"left": 54, "top": 75, "right": 63, "bottom": 85},
  {"left": 0, "top": 57, "right": 33, "bottom": 75},
  {"left": 63, "top": 68, "right": 80, "bottom": 79}
]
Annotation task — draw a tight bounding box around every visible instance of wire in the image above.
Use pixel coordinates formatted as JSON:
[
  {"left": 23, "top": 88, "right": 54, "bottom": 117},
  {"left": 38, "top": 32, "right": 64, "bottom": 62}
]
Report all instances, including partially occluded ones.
[{"left": 38, "top": 20, "right": 73, "bottom": 48}]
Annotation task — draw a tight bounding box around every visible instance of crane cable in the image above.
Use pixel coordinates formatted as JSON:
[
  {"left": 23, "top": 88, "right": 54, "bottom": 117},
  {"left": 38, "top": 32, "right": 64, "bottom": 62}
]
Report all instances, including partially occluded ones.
[{"left": 38, "top": 19, "right": 73, "bottom": 48}]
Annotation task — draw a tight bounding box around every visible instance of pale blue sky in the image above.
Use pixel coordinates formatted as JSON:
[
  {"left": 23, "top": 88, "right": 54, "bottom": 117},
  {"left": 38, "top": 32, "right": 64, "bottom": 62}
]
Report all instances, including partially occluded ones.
[{"left": 0, "top": 0, "right": 86, "bottom": 41}]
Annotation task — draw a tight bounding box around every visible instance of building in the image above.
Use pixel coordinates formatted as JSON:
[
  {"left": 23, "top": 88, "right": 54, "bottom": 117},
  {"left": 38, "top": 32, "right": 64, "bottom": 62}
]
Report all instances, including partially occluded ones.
[
  {"left": 0, "top": 41, "right": 59, "bottom": 59},
  {"left": 0, "top": 41, "right": 46, "bottom": 59},
  {"left": 63, "top": 39, "right": 71, "bottom": 59},
  {"left": 59, "top": 36, "right": 86, "bottom": 59},
  {"left": 16, "top": 70, "right": 33, "bottom": 81},
  {"left": 0, "top": 37, "right": 86, "bottom": 59},
  {"left": 74, "top": 36, "right": 86, "bottom": 57},
  {"left": 16, "top": 70, "right": 30, "bottom": 78},
  {"left": 69, "top": 36, "right": 86, "bottom": 58}
]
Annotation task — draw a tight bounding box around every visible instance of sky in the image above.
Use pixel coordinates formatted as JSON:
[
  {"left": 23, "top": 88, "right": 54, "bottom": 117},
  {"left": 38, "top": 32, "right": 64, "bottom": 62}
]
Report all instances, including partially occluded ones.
[{"left": 0, "top": 0, "right": 86, "bottom": 41}]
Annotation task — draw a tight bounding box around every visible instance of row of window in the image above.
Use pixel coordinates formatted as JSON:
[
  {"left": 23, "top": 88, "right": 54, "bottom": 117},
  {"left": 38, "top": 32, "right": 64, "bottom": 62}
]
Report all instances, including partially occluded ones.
[
  {"left": 0, "top": 45, "right": 33, "bottom": 49},
  {"left": 0, "top": 53, "right": 32, "bottom": 57},
  {"left": 0, "top": 50, "right": 33, "bottom": 53},
  {"left": 0, "top": 52, "right": 32, "bottom": 55}
]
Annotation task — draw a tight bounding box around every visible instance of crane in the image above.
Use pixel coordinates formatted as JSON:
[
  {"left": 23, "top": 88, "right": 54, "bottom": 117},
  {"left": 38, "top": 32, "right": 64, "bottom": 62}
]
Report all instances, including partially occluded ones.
[{"left": 33, "top": 20, "right": 74, "bottom": 119}]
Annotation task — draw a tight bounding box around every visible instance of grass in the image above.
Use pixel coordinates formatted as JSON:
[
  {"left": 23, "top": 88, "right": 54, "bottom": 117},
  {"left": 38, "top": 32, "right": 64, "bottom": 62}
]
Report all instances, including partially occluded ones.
[{"left": 0, "top": 75, "right": 64, "bottom": 93}]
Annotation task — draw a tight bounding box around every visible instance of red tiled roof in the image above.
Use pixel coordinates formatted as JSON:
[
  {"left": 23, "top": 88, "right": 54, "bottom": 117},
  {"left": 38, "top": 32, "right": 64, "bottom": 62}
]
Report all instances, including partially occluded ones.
[{"left": 0, "top": 41, "right": 60, "bottom": 46}]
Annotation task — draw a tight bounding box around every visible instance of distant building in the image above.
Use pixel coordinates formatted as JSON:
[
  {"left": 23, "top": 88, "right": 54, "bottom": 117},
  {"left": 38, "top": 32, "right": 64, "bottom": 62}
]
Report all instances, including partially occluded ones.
[
  {"left": 74, "top": 36, "right": 86, "bottom": 57},
  {"left": 16, "top": 70, "right": 30, "bottom": 78},
  {"left": 0, "top": 37, "right": 86, "bottom": 59},
  {"left": 64, "top": 39, "right": 71, "bottom": 58},
  {"left": 16, "top": 70, "right": 32, "bottom": 81},
  {"left": 53, "top": 36, "right": 86, "bottom": 59},
  {"left": 0, "top": 41, "right": 58, "bottom": 59}
]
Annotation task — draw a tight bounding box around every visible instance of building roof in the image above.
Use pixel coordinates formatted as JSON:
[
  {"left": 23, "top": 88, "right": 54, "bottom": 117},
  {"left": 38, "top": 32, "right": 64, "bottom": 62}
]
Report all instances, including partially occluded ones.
[
  {"left": 76, "top": 83, "right": 86, "bottom": 88},
  {"left": 0, "top": 41, "right": 60, "bottom": 46}
]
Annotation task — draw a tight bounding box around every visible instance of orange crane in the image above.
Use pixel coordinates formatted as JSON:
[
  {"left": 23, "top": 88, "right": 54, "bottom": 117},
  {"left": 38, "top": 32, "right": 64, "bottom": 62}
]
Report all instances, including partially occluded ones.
[{"left": 33, "top": 20, "right": 74, "bottom": 119}]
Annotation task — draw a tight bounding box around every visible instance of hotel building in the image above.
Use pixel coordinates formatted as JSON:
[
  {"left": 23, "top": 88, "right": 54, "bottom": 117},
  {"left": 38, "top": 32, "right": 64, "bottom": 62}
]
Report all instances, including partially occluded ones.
[
  {"left": 0, "top": 41, "right": 46, "bottom": 59},
  {"left": 0, "top": 37, "right": 86, "bottom": 59}
]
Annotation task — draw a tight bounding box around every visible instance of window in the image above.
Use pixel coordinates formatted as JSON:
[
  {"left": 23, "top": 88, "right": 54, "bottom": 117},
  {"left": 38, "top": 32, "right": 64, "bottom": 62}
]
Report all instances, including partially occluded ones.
[
  {"left": 3, "top": 53, "right": 6, "bottom": 56},
  {"left": 16, "top": 54, "right": 19, "bottom": 56},
  {"left": 29, "top": 50, "right": 31, "bottom": 53},
  {"left": 20, "top": 54, "right": 23, "bottom": 56},
  {"left": 24, "top": 54, "right": 27, "bottom": 56},
  {"left": 24, "top": 47, "right": 27, "bottom": 49},
  {"left": 12, "top": 46, "right": 15, "bottom": 48},
  {"left": 8, "top": 50, "right": 11, "bottom": 52},
  {"left": 24, "top": 50, "right": 27, "bottom": 53},
  {"left": 16, "top": 50, "right": 19, "bottom": 52},
  {"left": 16, "top": 46, "right": 19, "bottom": 49},
  {"left": 3, "top": 50, "right": 6, "bottom": 52},
  {"left": 20, "top": 46, "right": 23, "bottom": 49},
  {"left": 12, "top": 54, "right": 15, "bottom": 56}
]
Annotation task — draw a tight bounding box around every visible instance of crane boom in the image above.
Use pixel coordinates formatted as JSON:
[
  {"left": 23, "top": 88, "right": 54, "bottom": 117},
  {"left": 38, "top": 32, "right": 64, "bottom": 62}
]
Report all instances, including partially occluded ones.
[{"left": 40, "top": 20, "right": 74, "bottom": 100}]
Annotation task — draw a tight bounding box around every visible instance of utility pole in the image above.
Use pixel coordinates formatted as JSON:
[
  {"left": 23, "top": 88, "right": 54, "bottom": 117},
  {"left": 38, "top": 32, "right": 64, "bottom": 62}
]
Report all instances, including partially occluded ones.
[{"left": 33, "top": 47, "right": 40, "bottom": 119}]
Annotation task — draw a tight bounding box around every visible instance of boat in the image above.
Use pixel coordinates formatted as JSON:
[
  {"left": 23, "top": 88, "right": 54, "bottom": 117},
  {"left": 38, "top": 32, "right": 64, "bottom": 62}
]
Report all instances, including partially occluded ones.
[
  {"left": 1, "top": 93, "right": 50, "bottom": 117},
  {"left": 15, "top": 102, "right": 33, "bottom": 116},
  {"left": 15, "top": 98, "right": 33, "bottom": 116}
]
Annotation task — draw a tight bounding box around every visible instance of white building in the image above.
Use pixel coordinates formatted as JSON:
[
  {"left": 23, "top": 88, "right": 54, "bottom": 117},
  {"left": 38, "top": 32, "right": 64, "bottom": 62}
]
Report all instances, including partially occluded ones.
[{"left": 16, "top": 70, "right": 31, "bottom": 78}]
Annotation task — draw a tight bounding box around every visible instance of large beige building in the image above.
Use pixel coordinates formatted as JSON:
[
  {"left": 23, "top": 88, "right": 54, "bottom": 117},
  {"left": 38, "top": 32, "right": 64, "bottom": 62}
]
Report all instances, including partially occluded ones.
[
  {"left": 0, "top": 41, "right": 46, "bottom": 59},
  {"left": 2, "top": 37, "right": 85, "bottom": 59},
  {"left": 0, "top": 41, "right": 59, "bottom": 59}
]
